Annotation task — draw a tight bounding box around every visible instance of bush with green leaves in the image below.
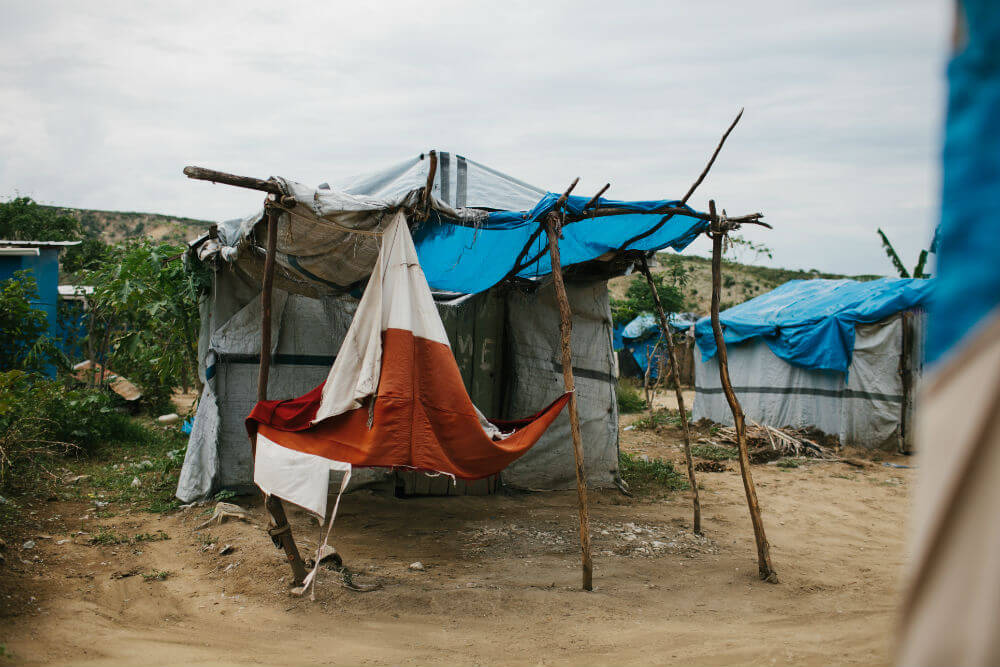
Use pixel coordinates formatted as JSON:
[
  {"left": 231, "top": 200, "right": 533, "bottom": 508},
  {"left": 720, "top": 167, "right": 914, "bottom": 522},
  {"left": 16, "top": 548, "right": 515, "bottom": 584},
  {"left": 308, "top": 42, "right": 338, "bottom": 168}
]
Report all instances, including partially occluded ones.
[
  {"left": 83, "top": 239, "right": 209, "bottom": 411},
  {"left": 0, "top": 196, "right": 81, "bottom": 242},
  {"left": 616, "top": 378, "right": 647, "bottom": 413},
  {"left": 0, "top": 370, "right": 147, "bottom": 492},
  {"left": 611, "top": 255, "right": 687, "bottom": 325},
  {"left": 0, "top": 271, "right": 59, "bottom": 372}
]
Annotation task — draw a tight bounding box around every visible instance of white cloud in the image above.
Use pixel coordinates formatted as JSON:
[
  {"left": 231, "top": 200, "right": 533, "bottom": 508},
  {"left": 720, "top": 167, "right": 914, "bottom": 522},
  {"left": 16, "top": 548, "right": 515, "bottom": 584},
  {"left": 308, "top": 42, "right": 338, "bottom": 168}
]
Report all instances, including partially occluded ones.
[{"left": 0, "top": 0, "right": 949, "bottom": 275}]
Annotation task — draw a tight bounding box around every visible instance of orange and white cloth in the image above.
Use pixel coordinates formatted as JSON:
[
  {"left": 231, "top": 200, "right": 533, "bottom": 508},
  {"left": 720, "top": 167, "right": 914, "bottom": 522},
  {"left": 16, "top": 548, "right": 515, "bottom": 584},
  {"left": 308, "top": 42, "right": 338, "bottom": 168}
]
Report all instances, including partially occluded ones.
[{"left": 246, "top": 211, "right": 569, "bottom": 518}]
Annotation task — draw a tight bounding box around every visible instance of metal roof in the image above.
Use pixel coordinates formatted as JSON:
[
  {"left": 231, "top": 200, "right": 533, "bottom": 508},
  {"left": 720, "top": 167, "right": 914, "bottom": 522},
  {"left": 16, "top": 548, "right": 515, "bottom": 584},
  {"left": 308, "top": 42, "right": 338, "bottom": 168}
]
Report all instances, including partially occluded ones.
[{"left": 0, "top": 240, "right": 82, "bottom": 247}]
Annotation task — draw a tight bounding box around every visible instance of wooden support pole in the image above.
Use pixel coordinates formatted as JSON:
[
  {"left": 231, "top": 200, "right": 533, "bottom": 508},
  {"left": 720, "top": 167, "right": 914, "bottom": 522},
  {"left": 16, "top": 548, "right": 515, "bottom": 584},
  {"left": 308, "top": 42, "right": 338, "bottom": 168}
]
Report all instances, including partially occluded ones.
[
  {"left": 420, "top": 150, "right": 438, "bottom": 217},
  {"left": 541, "top": 179, "right": 592, "bottom": 591},
  {"left": 707, "top": 200, "right": 776, "bottom": 582},
  {"left": 637, "top": 255, "right": 701, "bottom": 534},
  {"left": 257, "top": 204, "right": 308, "bottom": 586}
]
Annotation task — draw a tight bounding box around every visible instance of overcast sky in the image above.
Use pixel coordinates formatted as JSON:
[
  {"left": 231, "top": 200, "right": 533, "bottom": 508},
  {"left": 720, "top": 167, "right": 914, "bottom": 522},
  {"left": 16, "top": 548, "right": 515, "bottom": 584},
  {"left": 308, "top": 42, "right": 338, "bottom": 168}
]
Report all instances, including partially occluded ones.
[{"left": 0, "top": 1, "right": 950, "bottom": 275}]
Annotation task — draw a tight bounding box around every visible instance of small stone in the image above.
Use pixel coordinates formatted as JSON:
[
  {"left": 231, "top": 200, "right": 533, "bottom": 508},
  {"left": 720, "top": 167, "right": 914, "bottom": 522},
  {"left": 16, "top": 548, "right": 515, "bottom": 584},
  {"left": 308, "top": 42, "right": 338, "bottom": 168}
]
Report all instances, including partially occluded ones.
[
  {"left": 408, "top": 561, "right": 425, "bottom": 571},
  {"left": 22, "top": 540, "right": 35, "bottom": 550},
  {"left": 36, "top": 534, "right": 52, "bottom": 540},
  {"left": 130, "top": 477, "right": 141, "bottom": 488},
  {"left": 56, "top": 539, "right": 69, "bottom": 545},
  {"left": 94, "top": 501, "right": 109, "bottom": 508},
  {"left": 157, "top": 413, "right": 180, "bottom": 424},
  {"left": 65, "top": 474, "right": 91, "bottom": 484}
]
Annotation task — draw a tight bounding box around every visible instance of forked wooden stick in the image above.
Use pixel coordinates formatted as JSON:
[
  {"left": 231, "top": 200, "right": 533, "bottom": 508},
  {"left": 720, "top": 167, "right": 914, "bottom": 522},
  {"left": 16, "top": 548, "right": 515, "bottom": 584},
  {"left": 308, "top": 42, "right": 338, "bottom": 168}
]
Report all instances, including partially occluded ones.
[{"left": 707, "top": 200, "right": 777, "bottom": 582}]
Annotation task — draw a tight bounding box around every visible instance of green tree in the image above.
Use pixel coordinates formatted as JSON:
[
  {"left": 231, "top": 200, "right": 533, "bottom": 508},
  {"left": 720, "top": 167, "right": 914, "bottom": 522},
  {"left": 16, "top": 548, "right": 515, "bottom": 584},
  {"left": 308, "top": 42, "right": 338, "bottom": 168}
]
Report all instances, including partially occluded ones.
[
  {"left": 0, "top": 197, "right": 81, "bottom": 241},
  {"left": 611, "top": 269, "right": 685, "bottom": 325},
  {"left": 83, "top": 240, "right": 208, "bottom": 410},
  {"left": 0, "top": 272, "right": 50, "bottom": 371}
]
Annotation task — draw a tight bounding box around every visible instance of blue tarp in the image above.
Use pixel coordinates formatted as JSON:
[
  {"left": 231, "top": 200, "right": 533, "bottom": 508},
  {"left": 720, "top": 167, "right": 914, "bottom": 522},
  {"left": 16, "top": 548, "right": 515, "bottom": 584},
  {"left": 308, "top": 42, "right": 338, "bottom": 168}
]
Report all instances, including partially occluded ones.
[
  {"left": 413, "top": 195, "right": 707, "bottom": 294},
  {"left": 617, "top": 312, "right": 699, "bottom": 379},
  {"left": 693, "top": 278, "right": 934, "bottom": 373},
  {"left": 927, "top": 0, "right": 1000, "bottom": 364}
]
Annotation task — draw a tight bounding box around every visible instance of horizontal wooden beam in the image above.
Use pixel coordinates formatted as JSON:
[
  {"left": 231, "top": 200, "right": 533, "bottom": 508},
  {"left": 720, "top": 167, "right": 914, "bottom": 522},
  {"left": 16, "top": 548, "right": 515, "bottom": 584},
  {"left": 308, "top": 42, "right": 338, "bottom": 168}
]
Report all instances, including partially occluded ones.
[{"left": 183, "top": 166, "right": 282, "bottom": 196}]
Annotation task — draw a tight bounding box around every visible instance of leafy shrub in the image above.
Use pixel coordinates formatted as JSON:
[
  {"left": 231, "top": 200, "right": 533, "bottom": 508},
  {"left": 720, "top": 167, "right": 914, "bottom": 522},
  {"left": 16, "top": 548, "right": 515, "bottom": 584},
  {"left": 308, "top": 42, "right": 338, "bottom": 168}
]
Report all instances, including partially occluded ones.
[
  {"left": 0, "top": 371, "right": 145, "bottom": 491},
  {"left": 0, "top": 196, "right": 81, "bottom": 242},
  {"left": 83, "top": 239, "right": 210, "bottom": 411},
  {"left": 619, "top": 452, "right": 689, "bottom": 495},
  {"left": 611, "top": 272, "right": 685, "bottom": 325},
  {"left": 0, "top": 272, "right": 51, "bottom": 371},
  {"left": 632, "top": 409, "right": 690, "bottom": 430},
  {"left": 616, "top": 378, "right": 647, "bottom": 413}
]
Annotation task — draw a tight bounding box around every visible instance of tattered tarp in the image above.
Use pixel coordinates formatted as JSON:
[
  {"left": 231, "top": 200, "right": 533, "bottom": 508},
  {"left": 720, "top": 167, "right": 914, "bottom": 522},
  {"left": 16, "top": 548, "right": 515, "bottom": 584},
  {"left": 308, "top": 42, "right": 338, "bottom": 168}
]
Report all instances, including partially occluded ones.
[
  {"left": 693, "top": 278, "right": 934, "bottom": 373},
  {"left": 617, "top": 312, "right": 699, "bottom": 379},
  {"left": 200, "top": 152, "right": 706, "bottom": 297},
  {"left": 246, "top": 212, "right": 569, "bottom": 516}
]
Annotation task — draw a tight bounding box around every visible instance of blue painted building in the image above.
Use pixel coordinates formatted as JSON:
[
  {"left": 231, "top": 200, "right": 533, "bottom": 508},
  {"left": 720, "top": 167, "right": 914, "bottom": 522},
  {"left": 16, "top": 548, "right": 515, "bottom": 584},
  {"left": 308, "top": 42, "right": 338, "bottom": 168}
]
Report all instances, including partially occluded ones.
[{"left": 0, "top": 240, "right": 81, "bottom": 369}]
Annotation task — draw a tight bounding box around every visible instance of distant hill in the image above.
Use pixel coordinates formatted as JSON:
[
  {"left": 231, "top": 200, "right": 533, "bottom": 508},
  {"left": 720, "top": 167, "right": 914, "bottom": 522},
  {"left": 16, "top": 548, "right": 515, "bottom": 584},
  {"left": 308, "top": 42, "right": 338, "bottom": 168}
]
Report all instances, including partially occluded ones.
[
  {"left": 609, "top": 254, "right": 884, "bottom": 315},
  {"left": 47, "top": 205, "right": 881, "bottom": 311},
  {"left": 47, "top": 206, "right": 211, "bottom": 245}
]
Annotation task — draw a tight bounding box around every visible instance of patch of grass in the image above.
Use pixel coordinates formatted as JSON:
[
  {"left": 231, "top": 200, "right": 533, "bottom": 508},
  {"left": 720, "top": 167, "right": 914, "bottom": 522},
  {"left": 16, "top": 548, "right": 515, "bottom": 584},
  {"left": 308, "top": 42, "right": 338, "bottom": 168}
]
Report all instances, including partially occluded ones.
[
  {"left": 213, "top": 489, "right": 236, "bottom": 502},
  {"left": 632, "top": 409, "right": 690, "bottom": 431},
  {"left": 619, "top": 452, "right": 689, "bottom": 496},
  {"left": 142, "top": 570, "right": 170, "bottom": 582},
  {"left": 89, "top": 528, "right": 169, "bottom": 546},
  {"left": 69, "top": 426, "right": 188, "bottom": 512},
  {"left": 616, "top": 378, "right": 647, "bottom": 414},
  {"left": 691, "top": 444, "right": 737, "bottom": 461},
  {"left": 776, "top": 458, "right": 799, "bottom": 469}
]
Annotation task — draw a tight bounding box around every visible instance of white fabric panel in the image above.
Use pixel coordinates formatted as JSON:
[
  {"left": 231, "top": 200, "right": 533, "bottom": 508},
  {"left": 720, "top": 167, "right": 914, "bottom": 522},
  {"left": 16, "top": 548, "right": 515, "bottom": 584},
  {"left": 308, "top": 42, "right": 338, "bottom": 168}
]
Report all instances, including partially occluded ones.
[
  {"left": 692, "top": 319, "right": 906, "bottom": 449},
  {"left": 313, "top": 211, "right": 448, "bottom": 424},
  {"left": 379, "top": 212, "right": 450, "bottom": 345},
  {"left": 254, "top": 433, "right": 351, "bottom": 517}
]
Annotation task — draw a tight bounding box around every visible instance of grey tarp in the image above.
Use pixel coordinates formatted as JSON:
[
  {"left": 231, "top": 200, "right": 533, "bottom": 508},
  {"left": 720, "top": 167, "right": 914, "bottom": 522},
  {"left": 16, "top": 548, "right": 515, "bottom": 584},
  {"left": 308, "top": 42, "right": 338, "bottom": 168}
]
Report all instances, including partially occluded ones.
[
  {"left": 177, "top": 270, "right": 619, "bottom": 502},
  {"left": 502, "top": 282, "right": 619, "bottom": 489},
  {"left": 692, "top": 313, "right": 925, "bottom": 450}
]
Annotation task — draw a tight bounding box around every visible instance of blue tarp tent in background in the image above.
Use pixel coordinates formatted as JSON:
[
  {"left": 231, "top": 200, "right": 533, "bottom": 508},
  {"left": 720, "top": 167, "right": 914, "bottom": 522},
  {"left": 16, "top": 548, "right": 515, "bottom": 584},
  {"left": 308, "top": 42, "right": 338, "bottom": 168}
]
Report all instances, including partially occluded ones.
[
  {"left": 692, "top": 278, "right": 933, "bottom": 450},
  {"left": 693, "top": 278, "right": 934, "bottom": 373},
  {"left": 616, "top": 312, "right": 699, "bottom": 379}
]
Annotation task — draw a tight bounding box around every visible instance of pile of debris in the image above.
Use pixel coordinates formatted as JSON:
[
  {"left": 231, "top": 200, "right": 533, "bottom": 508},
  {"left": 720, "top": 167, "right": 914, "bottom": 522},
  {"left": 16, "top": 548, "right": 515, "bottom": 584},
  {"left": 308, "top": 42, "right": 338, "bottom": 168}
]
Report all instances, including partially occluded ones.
[{"left": 708, "top": 422, "right": 866, "bottom": 467}]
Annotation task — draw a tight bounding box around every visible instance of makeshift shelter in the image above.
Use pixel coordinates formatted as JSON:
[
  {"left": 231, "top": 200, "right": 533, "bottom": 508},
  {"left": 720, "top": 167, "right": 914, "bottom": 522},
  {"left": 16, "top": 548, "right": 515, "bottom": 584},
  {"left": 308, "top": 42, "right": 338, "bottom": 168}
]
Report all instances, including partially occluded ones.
[
  {"left": 614, "top": 312, "right": 698, "bottom": 384},
  {"left": 692, "top": 278, "right": 934, "bottom": 450},
  {"left": 177, "top": 152, "right": 711, "bottom": 502}
]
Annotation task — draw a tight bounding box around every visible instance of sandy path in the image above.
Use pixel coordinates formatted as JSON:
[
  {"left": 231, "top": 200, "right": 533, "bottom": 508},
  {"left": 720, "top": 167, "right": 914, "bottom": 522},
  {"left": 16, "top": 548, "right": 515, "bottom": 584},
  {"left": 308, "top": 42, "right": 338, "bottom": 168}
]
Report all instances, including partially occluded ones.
[{"left": 1, "top": 444, "right": 912, "bottom": 667}]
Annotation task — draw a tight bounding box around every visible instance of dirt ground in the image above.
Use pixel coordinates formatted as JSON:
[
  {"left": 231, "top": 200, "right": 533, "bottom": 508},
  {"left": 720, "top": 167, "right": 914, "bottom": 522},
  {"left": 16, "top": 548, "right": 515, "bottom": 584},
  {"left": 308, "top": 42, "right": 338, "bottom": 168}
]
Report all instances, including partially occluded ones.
[{"left": 0, "top": 410, "right": 914, "bottom": 666}]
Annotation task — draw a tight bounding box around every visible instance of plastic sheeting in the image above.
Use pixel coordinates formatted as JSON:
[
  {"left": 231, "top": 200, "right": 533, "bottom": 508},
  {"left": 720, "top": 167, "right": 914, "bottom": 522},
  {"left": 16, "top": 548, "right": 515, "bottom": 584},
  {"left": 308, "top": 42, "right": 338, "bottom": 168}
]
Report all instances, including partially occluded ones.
[
  {"left": 692, "top": 314, "right": 924, "bottom": 449},
  {"left": 502, "top": 282, "right": 619, "bottom": 489},
  {"left": 177, "top": 271, "right": 620, "bottom": 501},
  {"left": 617, "top": 312, "right": 698, "bottom": 379},
  {"left": 200, "top": 152, "right": 707, "bottom": 297},
  {"left": 694, "top": 278, "right": 934, "bottom": 373}
]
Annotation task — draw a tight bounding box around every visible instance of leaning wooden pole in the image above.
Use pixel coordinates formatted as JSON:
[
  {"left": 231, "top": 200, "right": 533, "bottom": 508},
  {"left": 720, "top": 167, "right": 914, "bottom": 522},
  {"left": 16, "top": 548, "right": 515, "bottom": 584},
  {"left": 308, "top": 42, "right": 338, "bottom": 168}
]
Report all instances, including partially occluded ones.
[
  {"left": 258, "top": 204, "right": 308, "bottom": 586},
  {"left": 542, "top": 180, "right": 593, "bottom": 591},
  {"left": 707, "top": 200, "right": 776, "bottom": 582},
  {"left": 637, "top": 256, "right": 701, "bottom": 534}
]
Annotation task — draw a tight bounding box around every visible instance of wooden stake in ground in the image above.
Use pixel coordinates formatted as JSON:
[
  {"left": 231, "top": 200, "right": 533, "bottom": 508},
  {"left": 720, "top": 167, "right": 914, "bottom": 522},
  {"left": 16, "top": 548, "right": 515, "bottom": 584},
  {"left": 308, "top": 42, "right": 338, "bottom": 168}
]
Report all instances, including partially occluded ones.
[
  {"left": 542, "top": 179, "right": 594, "bottom": 591},
  {"left": 257, "top": 204, "right": 308, "bottom": 586},
  {"left": 637, "top": 256, "right": 701, "bottom": 534},
  {"left": 707, "top": 200, "right": 776, "bottom": 582}
]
